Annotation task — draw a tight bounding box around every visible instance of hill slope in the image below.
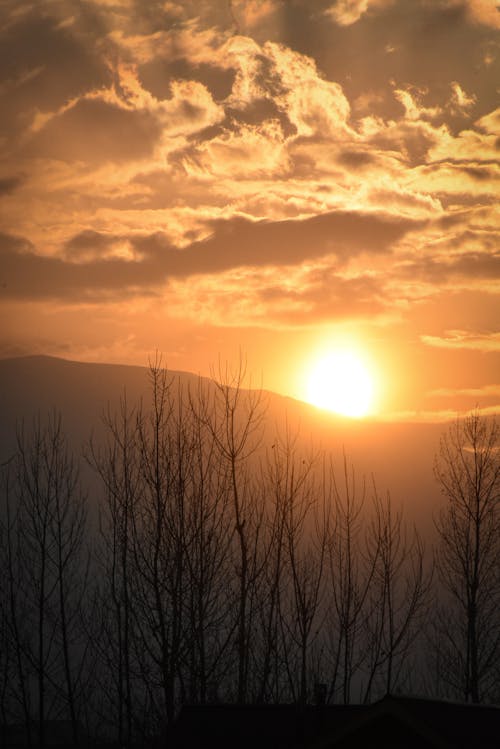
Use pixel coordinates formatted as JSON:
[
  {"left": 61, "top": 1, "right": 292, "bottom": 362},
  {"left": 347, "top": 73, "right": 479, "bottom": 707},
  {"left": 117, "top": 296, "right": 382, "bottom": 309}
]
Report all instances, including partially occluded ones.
[{"left": 0, "top": 355, "right": 444, "bottom": 533}]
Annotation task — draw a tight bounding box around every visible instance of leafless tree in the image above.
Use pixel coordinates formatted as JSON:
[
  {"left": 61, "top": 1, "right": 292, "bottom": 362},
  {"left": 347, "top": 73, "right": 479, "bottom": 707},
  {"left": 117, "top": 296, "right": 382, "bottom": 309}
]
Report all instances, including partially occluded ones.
[
  {"left": 0, "top": 353, "right": 456, "bottom": 738},
  {"left": 272, "top": 438, "right": 327, "bottom": 704},
  {"left": 182, "top": 379, "right": 234, "bottom": 705},
  {"left": 3, "top": 413, "right": 88, "bottom": 747},
  {"left": 0, "top": 461, "right": 32, "bottom": 738},
  {"left": 88, "top": 396, "right": 141, "bottom": 746},
  {"left": 434, "top": 411, "right": 500, "bottom": 703},
  {"left": 132, "top": 363, "right": 183, "bottom": 727},
  {"left": 362, "top": 491, "right": 431, "bottom": 701},
  {"left": 251, "top": 437, "right": 293, "bottom": 703},
  {"left": 198, "top": 357, "right": 267, "bottom": 703},
  {"left": 324, "top": 456, "right": 377, "bottom": 704}
]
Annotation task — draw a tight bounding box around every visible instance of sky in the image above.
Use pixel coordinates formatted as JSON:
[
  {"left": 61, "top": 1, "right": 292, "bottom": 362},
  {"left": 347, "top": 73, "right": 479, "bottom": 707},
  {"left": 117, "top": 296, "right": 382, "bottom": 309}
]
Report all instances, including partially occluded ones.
[{"left": 0, "top": 0, "right": 499, "bottom": 420}]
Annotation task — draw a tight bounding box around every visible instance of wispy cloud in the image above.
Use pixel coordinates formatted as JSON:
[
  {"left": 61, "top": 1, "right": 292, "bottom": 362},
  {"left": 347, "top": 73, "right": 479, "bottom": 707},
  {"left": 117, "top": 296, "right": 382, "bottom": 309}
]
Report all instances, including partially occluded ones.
[
  {"left": 324, "top": 0, "right": 395, "bottom": 27},
  {"left": 428, "top": 383, "right": 500, "bottom": 398},
  {"left": 421, "top": 330, "right": 500, "bottom": 351}
]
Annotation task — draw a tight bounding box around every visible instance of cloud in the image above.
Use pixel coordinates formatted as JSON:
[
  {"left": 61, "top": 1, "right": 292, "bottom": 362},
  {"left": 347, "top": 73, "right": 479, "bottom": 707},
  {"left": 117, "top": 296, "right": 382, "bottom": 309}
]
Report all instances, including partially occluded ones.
[
  {"left": 0, "top": 232, "right": 33, "bottom": 255},
  {"left": 403, "top": 250, "right": 500, "bottom": 284},
  {"left": 448, "top": 81, "right": 477, "bottom": 115},
  {"left": 413, "top": 161, "right": 500, "bottom": 201},
  {"left": 135, "top": 32, "right": 354, "bottom": 140},
  {"left": 421, "top": 330, "right": 500, "bottom": 351},
  {"left": 379, "top": 405, "right": 500, "bottom": 423},
  {"left": 176, "top": 119, "right": 290, "bottom": 179},
  {"left": 336, "top": 149, "right": 377, "bottom": 168},
  {"left": 475, "top": 107, "right": 500, "bottom": 135},
  {"left": 0, "top": 176, "right": 23, "bottom": 195},
  {"left": 162, "top": 263, "right": 390, "bottom": 328},
  {"left": 23, "top": 60, "right": 225, "bottom": 165},
  {"left": 463, "top": 0, "right": 500, "bottom": 29},
  {"left": 428, "top": 383, "right": 500, "bottom": 398},
  {"left": 263, "top": 42, "right": 352, "bottom": 137},
  {"left": 0, "top": 232, "right": 158, "bottom": 301},
  {"left": 28, "top": 98, "right": 163, "bottom": 163},
  {"left": 64, "top": 230, "right": 123, "bottom": 261},
  {"left": 230, "top": 0, "right": 284, "bottom": 31},
  {"left": 174, "top": 210, "right": 415, "bottom": 270},
  {"left": 258, "top": 266, "right": 388, "bottom": 325},
  {"left": 0, "top": 210, "right": 416, "bottom": 302},
  {"left": 324, "top": 0, "right": 394, "bottom": 26},
  {"left": 325, "top": 0, "right": 369, "bottom": 26},
  {"left": 274, "top": 269, "right": 388, "bottom": 324},
  {"left": 394, "top": 87, "right": 443, "bottom": 122},
  {"left": 109, "top": 20, "right": 228, "bottom": 67},
  {"left": 0, "top": 10, "right": 110, "bottom": 144},
  {"left": 357, "top": 111, "right": 448, "bottom": 167}
]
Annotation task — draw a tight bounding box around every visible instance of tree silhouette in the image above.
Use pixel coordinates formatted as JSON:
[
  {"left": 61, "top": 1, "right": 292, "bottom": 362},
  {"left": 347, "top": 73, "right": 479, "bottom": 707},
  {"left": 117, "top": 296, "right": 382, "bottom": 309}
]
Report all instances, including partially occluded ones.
[
  {"left": 1, "top": 413, "right": 88, "bottom": 746},
  {"left": 4, "top": 362, "right": 492, "bottom": 746},
  {"left": 434, "top": 412, "right": 500, "bottom": 703}
]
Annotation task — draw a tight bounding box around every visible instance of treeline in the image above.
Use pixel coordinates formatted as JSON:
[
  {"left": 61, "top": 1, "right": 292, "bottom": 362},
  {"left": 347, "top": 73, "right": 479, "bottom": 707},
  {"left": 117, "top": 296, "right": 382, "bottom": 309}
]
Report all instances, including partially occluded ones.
[{"left": 0, "top": 361, "right": 499, "bottom": 746}]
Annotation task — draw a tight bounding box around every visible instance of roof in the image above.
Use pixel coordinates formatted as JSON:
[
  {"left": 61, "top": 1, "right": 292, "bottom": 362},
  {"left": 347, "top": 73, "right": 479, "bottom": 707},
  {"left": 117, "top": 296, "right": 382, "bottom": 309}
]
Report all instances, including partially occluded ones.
[
  {"left": 2, "top": 720, "right": 86, "bottom": 748},
  {"left": 317, "top": 694, "right": 500, "bottom": 749},
  {"left": 170, "top": 695, "right": 500, "bottom": 749},
  {"left": 170, "top": 702, "right": 360, "bottom": 749}
]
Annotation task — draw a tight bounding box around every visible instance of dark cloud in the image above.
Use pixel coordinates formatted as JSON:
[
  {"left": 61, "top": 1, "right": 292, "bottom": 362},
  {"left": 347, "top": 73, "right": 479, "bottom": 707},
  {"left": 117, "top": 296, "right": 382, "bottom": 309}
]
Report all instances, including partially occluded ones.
[
  {"left": 132, "top": 210, "right": 415, "bottom": 273},
  {"left": 462, "top": 165, "right": 499, "bottom": 182},
  {"left": 336, "top": 150, "right": 377, "bottom": 169},
  {"left": 0, "top": 237, "right": 156, "bottom": 302},
  {"left": 454, "top": 252, "right": 500, "bottom": 278},
  {"left": 0, "top": 232, "right": 34, "bottom": 254},
  {"left": 0, "top": 13, "right": 110, "bottom": 142},
  {"left": 28, "top": 99, "right": 163, "bottom": 163},
  {"left": 217, "top": 210, "right": 410, "bottom": 261},
  {"left": 366, "top": 122, "right": 439, "bottom": 166},
  {"left": 0, "top": 176, "right": 23, "bottom": 195},
  {"left": 224, "top": 98, "right": 296, "bottom": 136},
  {"left": 1, "top": 210, "right": 417, "bottom": 301},
  {"left": 403, "top": 251, "right": 500, "bottom": 283},
  {"left": 291, "top": 1, "right": 499, "bottom": 124},
  {"left": 139, "top": 59, "right": 236, "bottom": 102},
  {"left": 64, "top": 230, "right": 120, "bottom": 260},
  {"left": 455, "top": 251, "right": 500, "bottom": 279}
]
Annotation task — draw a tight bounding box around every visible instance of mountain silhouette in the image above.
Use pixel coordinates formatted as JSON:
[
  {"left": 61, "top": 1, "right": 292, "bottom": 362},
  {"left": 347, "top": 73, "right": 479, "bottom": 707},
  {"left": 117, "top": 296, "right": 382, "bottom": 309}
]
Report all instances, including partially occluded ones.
[{"left": 0, "top": 354, "right": 442, "bottom": 534}]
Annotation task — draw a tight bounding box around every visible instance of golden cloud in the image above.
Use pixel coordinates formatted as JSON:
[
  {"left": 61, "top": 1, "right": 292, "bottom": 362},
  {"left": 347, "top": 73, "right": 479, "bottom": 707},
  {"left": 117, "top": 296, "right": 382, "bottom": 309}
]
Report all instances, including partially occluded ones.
[{"left": 421, "top": 330, "right": 500, "bottom": 351}]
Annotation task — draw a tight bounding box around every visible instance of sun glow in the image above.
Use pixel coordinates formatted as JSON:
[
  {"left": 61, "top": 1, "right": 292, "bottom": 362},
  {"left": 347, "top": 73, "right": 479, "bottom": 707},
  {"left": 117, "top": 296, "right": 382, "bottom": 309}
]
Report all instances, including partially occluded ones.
[{"left": 306, "top": 350, "right": 375, "bottom": 418}]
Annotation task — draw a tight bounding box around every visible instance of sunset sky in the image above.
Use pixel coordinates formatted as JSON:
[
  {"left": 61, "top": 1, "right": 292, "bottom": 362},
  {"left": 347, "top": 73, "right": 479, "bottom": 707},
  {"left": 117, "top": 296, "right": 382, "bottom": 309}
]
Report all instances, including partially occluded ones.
[{"left": 1, "top": 0, "right": 499, "bottom": 420}]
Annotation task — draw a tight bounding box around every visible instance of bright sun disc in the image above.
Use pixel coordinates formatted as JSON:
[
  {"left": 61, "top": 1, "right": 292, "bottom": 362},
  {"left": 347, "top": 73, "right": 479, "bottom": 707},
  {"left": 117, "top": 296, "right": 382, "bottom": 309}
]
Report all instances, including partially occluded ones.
[{"left": 306, "top": 351, "right": 374, "bottom": 418}]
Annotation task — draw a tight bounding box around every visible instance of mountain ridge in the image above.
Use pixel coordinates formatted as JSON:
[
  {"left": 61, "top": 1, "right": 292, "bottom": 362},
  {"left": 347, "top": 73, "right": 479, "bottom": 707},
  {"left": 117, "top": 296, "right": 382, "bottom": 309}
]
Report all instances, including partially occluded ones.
[{"left": 0, "top": 354, "right": 446, "bottom": 533}]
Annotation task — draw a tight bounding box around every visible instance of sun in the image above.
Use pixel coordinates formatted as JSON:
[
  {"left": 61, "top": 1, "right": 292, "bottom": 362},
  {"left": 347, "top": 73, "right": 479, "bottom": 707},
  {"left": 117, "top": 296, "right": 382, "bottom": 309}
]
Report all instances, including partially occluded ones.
[{"left": 306, "top": 350, "right": 374, "bottom": 418}]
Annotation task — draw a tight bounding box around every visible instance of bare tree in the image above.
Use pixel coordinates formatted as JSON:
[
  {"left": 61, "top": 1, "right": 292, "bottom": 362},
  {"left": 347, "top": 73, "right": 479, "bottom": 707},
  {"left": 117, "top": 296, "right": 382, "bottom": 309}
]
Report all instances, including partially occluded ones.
[
  {"left": 273, "top": 438, "right": 327, "bottom": 704},
  {"left": 325, "top": 456, "right": 377, "bottom": 704},
  {"left": 252, "top": 436, "right": 294, "bottom": 703},
  {"left": 182, "top": 379, "right": 234, "bottom": 705},
  {"left": 0, "top": 461, "right": 32, "bottom": 738},
  {"left": 198, "top": 357, "right": 266, "bottom": 703},
  {"left": 5, "top": 413, "right": 88, "bottom": 747},
  {"left": 434, "top": 411, "right": 500, "bottom": 703},
  {"left": 131, "top": 361, "right": 210, "bottom": 727},
  {"left": 133, "top": 364, "right": 182, "bottom": 727},
  {"left": 363, "top": 492, "right": 431, "bottom": 701},
  {"left": 89, "top": 396, "right": 141, "bottom": 746}
]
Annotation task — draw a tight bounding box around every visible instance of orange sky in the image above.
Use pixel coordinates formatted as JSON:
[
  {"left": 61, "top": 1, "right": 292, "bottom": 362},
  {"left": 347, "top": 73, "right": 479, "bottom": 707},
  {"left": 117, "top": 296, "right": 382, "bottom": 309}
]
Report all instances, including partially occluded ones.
[{"left": 1, "top": 0, "right": 499, "bottom": 420}]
